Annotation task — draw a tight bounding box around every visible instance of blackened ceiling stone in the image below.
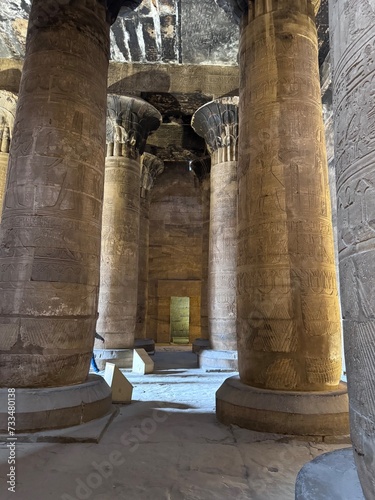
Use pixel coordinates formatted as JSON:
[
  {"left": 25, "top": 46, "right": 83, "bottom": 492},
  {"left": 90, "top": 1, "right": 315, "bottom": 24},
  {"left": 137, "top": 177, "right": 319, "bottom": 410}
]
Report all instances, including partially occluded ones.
[
  {"left": 107, "top": 0, "right": 143, "bottom": 24},
  {"left": 112, "top": 0, "right": 239, "bottom": 64}
]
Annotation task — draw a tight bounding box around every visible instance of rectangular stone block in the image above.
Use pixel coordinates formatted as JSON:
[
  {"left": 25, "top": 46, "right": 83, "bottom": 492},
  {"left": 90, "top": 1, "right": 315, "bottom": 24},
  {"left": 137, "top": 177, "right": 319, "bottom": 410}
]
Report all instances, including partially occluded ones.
[
  {"left": 132, "top": 348, "right": 154, "bottom": 375},
  {"left": 104, "top": 363, "right": 133, "bottom": 403}
]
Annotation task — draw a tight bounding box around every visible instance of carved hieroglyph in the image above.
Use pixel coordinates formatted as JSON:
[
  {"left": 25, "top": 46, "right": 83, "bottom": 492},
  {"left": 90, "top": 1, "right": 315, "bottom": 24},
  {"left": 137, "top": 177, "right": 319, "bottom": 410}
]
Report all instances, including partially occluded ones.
[
  {"left": 330, "top": 0, "right": 375, "bottom": 497},
  {"left": 236, "top": 0, "right": 341, "bottom": 391},
  {"left": 97, "top": 95, "right": 161, "bottom": 349},
  {"left": 0, "top": 0, "right": 110, "bottom": 387},
  {"left": 192, "top": 98, "right": 238, "bottom": 351},
  {"left": 136, "top": 152, "right": 164, "bottom": 340},
  {"left": 191, "top": 156, "right": 211, "bottom": 341},
  {"left": 0, "top": 91, "right": 17, "bottom": 216}
]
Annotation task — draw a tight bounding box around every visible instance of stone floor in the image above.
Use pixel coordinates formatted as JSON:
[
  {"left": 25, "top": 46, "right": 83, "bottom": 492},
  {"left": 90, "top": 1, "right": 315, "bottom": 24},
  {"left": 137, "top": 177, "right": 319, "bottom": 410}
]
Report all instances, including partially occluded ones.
[{"left": 0, "top": 347, "right": 350, "bottom": 500}]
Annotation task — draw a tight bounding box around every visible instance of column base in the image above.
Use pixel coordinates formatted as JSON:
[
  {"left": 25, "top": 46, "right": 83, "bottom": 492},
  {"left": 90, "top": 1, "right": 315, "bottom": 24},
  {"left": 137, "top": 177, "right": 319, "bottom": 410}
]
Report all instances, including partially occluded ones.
[
  {"left": 216, "top": 376, "right": 349, "bottom": 438},
  {"left": 0, "top": 375, "right": 112, "bottom": 433},
  {"left": 199, "top": 349, "right": 238, "bottom": 371},
  {"left": 295, "top": 448, "right": 364, "bottom": 499},
  {"left": 94, "top": 348, "right": 133, "bottom": 370},
  {"left": 134, "top": 338, "right": 155, "bottom": 355},
  {"left": 192, "top": 338, "right": 211, "bottom": 354}
]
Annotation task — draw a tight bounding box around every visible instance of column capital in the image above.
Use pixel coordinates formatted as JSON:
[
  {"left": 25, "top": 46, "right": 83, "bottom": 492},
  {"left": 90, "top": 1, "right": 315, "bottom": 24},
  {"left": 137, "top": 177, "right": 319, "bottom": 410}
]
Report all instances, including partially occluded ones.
[
  {"left": 191, "top": 97, "right": 239, "bottom": 159},
  {"left": 215, "top": 0, "right": 320, "bottom": 23},
  {"left": 140, "top": 153, "right": 164, "bottom": 197},
  {"left": 0, "top": 90, "right": 17, "bottom": 154},
  {"left": 106, "top": 94, "right": 162, "bottom": 159},
  {"left": 215, "top": 0, "right": 248, "bottom": 24}
]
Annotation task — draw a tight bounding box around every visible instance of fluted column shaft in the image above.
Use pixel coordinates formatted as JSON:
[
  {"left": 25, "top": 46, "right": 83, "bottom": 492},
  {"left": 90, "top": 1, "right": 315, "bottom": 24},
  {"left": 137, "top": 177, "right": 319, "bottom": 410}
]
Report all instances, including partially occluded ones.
[
  {"left": 97, "top": 96, "right": 161, "bottom": 349},
  {"left": 192, "top": 98, "right": 238, "bottom": 351},
  {"left": 236, "top": 0, "right": 341, "bottom": 391},
  {"left": 136, "top": 153, "right": 164, "bottom": 340},
  {"left": 0, "top": 0, "right": 110, "bottom": 388},
  {"left": 330, "top": 1, "right": 375, "bottom": 497}
]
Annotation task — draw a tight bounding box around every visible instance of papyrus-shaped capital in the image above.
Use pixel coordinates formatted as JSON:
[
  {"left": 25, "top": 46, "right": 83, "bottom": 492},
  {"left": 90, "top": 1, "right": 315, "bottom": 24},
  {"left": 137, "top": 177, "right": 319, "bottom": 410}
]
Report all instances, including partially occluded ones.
[
  {"left": 192, "top": 97, "right": 239, "bottom": 161},
  {"left": 140, "top": 153, "right": 164, "bottom": 197},
  {"left": 106, "top": 95, "right": 161, "bottom": 158},
  {"left": 0, "top": 91, "right": 17, "bottom": 153}
]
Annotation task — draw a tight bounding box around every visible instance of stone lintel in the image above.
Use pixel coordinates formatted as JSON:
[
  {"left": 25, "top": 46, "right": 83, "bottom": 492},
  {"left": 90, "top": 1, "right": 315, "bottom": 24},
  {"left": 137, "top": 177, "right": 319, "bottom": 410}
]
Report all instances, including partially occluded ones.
[
  {"left": 216, "top": 376, "right": 349, "bottom": 438},
  {"left": 191, "top": 96, "right": 239, "bottom": 157},
  {"left": 0, "top": 58, "right": 240, "bottom": 99},
  {"left": 106, "top": 94, "right": 161, "bottom": 158},
  {"left": 107, "top": 62, "right": 239, "bottom": 96},
  {"left": 0, "top": 375, "right": 112, "bottom": 433}
]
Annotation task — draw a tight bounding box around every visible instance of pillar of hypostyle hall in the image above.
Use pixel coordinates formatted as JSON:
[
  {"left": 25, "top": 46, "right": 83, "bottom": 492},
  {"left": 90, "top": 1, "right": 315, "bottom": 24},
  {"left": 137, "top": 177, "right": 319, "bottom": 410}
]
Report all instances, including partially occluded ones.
[
  {"left": 214, "top": 0, "right": 348, "bottom": 437},
  {"left": 134, "top": 152, "right": 164, "bottom": 355},
  {"left": 0, "top": 91, "right": 17, "bottom": 217},
  {"left": 327, "top": 1, "right": 375, "bottom": 497},
  {"left": 192, "top": 97, "right": 239, "bottom": 371},
  {"left": 95, "top": 95, "right": 161, "bottom": 369},
  {"left": 190, "top": 156, "right": 211, "bottom": 354},
  {"left": 0, "top": 0, "right": 144, "bottom": 432}
]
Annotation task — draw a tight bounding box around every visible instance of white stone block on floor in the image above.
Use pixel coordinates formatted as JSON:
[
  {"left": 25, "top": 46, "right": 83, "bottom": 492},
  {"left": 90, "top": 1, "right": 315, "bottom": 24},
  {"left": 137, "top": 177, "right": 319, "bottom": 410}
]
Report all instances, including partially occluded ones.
[
  {"left": 104, "top": 362, "right": 133, "bottom": 403},
  {"left": 132, "top": 348, "right": 154, "bottom": 374}
]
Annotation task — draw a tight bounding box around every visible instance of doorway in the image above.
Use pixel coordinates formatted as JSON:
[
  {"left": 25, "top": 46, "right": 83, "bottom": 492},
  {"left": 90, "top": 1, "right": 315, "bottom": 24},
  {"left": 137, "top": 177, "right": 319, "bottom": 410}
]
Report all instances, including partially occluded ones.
[{"left": 170, "top": 296, "right": 190, "bottom": 344}]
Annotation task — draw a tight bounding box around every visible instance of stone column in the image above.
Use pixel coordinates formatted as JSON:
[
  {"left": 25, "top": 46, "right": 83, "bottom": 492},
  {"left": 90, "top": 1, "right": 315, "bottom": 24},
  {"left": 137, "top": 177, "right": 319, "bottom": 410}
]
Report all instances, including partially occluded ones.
[
  {"left": 192, "top": 97, "right": 239, "bottom": 371},
  {"left": 0, "top": 0, "right": 141, "bottom": 432},
  {"left": 135, "top": 152, "right": 164, "bottom": 354},
  {"left": 328, "top": 1, "right": 375, "bottom": 497},
  {"left": 191, "top": 156, "right": 211, "bottom": 354},
  {"left": 0, "top": 91, "right": 17, "bottom": 216},
  {"left": 215, "top": 0, "right": 348, "bottom": 437},
  {"left": 95, "top": 95, "right": 161, "bottom": 369}
]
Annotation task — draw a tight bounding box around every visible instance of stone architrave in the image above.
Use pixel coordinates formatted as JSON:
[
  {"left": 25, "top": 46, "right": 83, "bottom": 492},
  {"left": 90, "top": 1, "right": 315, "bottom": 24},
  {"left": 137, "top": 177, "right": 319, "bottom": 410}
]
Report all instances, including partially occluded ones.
[
  {"left": 96, "top": 95, "right": 161, "bottom": 364},
  {"left": 135, "top": 152, "right": 164, "bottom": 348},
  {"left": 0, "top": 91, "right": 17, "bottom": 216},
  {"left": 329, "top": 1, "right": 375, "bottom": 497},
  {"left": 214, "top": 0, "right": 348, "bottom": 437},
  {"left": 190, "top": 156, "right": 211, "bottom": 353},
  {"left": 192, "top": 97, "right": 238, "bottom": 369}
]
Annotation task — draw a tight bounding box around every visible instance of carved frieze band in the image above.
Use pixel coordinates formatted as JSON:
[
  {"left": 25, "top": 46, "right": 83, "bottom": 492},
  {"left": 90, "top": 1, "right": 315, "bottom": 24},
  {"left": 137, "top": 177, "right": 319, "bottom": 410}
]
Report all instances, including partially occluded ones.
[
  {"left": 0, "top": 91, "right": 17, "bottom": 154},
  {"left": 106, "top": 94, "right": 161, "bottom": 159},
  {"left": 191, "top": 97, "right": 239, "bottom": 161},
  {"left": 140, "top": 153, "right": 164, "bottom": 197}
]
